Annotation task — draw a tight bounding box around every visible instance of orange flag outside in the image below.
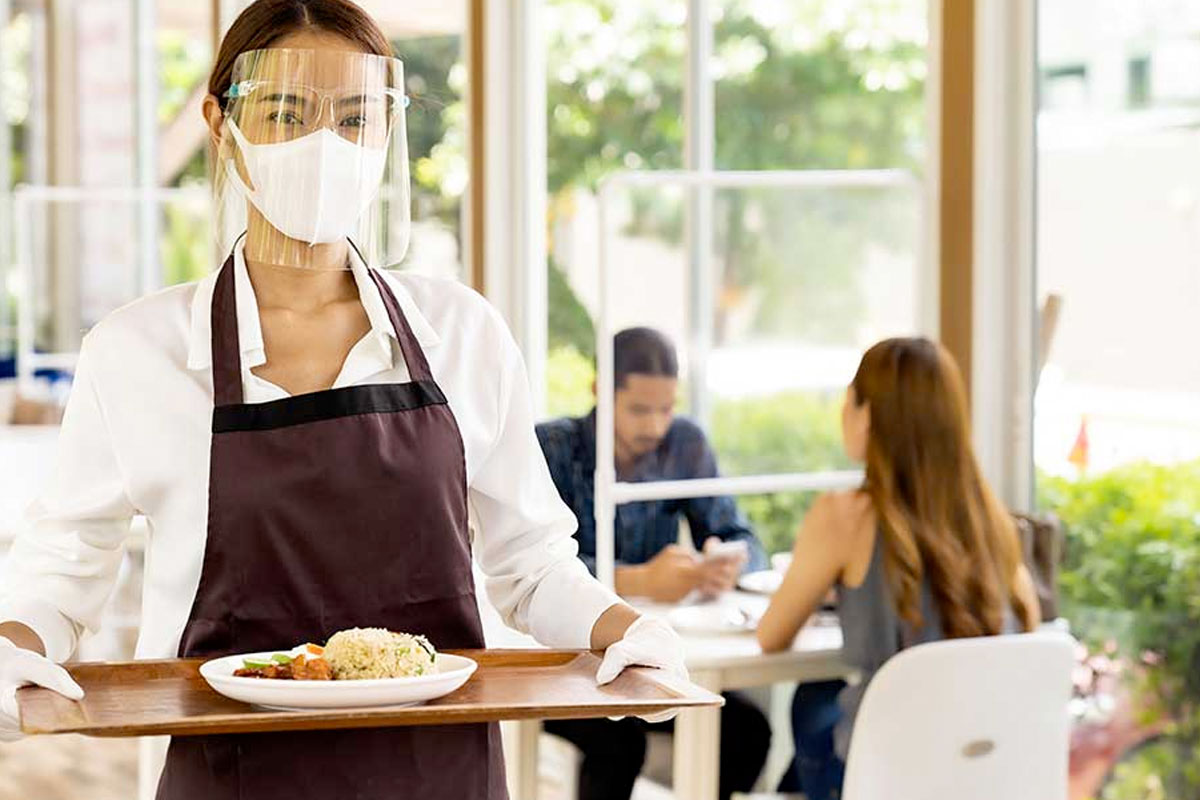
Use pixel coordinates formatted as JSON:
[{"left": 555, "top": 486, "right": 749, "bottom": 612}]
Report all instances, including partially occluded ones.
[{"left": 1068, "top": 416, "right": 1089, "bottom": 472}]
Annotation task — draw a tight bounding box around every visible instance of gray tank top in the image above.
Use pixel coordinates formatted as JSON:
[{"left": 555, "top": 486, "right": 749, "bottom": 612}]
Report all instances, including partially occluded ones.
[{"left": 833, "top": 535, "right": 1017, "bottom": 759}]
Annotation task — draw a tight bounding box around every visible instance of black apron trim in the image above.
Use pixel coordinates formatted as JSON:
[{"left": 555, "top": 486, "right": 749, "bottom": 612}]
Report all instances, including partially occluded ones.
[{"left": 212, "top": 380, "right": 447, "bottom": 434}]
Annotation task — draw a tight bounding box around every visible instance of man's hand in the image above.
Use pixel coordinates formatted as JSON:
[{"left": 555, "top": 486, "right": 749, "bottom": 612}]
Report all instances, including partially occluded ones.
[
  {"left": 696, "top": 538, "right": 748, "bottom": 599},
  {"left": 616, "top": 544, "right": 701, "bottom": 602},
  {"left": 697, "top": 556, "right": 742, "bottom": 598}
]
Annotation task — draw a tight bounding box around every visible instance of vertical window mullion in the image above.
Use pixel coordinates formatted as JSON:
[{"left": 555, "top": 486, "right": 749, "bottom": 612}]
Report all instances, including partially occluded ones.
[{"left": 685, "top": 0, "right": 715, "bottom": 426}]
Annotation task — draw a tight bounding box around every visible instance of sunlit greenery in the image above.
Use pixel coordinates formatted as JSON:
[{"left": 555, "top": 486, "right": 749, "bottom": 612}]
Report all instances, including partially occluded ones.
[
  {"left": 545, "top": 345, "right": 596, "bottom": 419},
  {"left": 542, "top": 0, "right": 924, "bottom": 551},
  {"left": 543, "top": 0, "right": 927, "bottom": 415},
  {"left": 399, "top": 35, "right": 466, "bottom": 238},
  {"left": 157, "top": 32, "right": 210, "bottom": 124},
  {"left": 1045, "top": 461, "right": 1200, "bottom": 798},
  {"left": 711, "top": 390, "right": 850, "bottom": 552},
  {"left": 545, "top": 0, "right": 925, "bottom": 192}
]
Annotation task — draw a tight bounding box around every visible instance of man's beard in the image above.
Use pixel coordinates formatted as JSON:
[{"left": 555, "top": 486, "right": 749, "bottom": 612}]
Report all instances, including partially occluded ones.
[{"left": 624, "top": 436, "right": 660, "bottom": 458}]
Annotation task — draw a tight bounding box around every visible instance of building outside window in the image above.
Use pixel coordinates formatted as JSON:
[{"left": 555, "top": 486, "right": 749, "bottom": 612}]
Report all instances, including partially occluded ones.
[{"left": 1035, "top": 1, "right": 1200, "bottom": 796}]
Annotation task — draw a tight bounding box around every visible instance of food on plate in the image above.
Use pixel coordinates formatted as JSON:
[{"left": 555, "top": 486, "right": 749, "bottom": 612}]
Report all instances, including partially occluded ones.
[
  {"left": 233, "top": 652, "right": 333, "bottom": 680},
  {"left": 324, "top": 628, "right": 437, "bottom": 680},
  {"left": 230, "top": 629, "right": 438, "bottom": 681}
]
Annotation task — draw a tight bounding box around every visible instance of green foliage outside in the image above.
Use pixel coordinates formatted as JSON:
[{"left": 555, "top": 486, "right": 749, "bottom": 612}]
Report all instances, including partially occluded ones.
[
  {"left": 160, "top": 203, "right": 213, "bottom": 287},
  {"left": 2, "top": 13, "right": 30, "bottom": 186},
  {"left": 544, "top": 345, "right": 596, "bottom": 420},
  {"left": 157, "top": 32, "right": 210, "bottom": 124},
  {"left": 544, "top": 0, "right": 926, "bottom": 353},
  {"left": 1100, "top": 738, "right": 1190, "bottom": 800},
  {"left": 545, "top": 0, "right": 925, "bottom": 193},
  {"left": 548, "top": 259, "right": 596, "bottom": 360},
  {"left": 400, "top": 35, "right": 466, "bottom": 243},
  {"left": 1041, "top": 460, "right": 1200, "bottom": 798},
  {"left": 542, "top": 0, "right": 930, "bottom": 449},
  {"left": 710, "top": 389, "right": 851, "bottom": 553}
]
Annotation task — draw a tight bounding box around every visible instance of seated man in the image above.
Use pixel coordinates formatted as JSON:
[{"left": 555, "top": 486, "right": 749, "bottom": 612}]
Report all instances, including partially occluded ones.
[{"left": 538, "top": 327, "right": 770, "bottom": 800}]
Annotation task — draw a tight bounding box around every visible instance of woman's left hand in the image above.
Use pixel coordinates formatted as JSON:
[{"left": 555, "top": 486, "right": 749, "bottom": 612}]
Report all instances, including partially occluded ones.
[{"left": 596, "top": 615, "right": 689, "bottom": 723}]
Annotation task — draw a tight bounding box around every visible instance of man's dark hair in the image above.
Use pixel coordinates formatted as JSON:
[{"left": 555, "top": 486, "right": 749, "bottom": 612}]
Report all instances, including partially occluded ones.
[{"left": 614, "top": 327, "right": 678, "bottom": 388}]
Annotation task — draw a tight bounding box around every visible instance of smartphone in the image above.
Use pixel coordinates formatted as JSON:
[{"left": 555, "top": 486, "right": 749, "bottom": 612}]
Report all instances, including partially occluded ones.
[{"left": 702, "top": 539, "right": 748, "bottom": 563}]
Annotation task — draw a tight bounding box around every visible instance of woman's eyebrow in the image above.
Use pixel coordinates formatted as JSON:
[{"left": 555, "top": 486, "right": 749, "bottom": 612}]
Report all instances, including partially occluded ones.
[
  {"left": 261, "top": 92, "right": 307, "bottom": 106},
  {"left": 335, "top": 93, "right": 384, "bottom": 108}
]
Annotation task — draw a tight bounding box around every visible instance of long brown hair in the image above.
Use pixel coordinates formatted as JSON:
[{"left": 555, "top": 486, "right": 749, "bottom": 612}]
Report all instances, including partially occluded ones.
[
  {"left": 208, "top": 0, "right": 393, "bottom": 110},
  {"left": 851, "top": 337, "right": 1032, "bottom": 638}
]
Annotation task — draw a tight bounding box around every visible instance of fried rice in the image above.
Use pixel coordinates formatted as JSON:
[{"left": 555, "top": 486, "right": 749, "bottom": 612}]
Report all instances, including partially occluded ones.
[{"left": 322, "top": 628, "right": 438, "bottom": 680}]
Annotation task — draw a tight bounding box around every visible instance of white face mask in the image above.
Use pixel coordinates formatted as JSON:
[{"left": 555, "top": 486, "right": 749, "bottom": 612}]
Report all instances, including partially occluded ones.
[{"left": 224, "top": 117, "right": 388, "bottom": 245}]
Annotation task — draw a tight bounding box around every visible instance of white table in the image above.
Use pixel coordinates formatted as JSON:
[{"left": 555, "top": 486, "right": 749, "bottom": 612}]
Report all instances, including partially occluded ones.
[{"left": 489, "top": 591, "right": 850, "bottom": 800}]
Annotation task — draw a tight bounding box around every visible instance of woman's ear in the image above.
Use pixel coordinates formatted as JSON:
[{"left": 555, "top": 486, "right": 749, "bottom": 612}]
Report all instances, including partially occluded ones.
[{"left": 201, "top": 94, "right": 225, "bottom": 148}]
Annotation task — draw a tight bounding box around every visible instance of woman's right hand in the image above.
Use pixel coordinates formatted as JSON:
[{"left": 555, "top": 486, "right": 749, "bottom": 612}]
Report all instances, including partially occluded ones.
[{"left": 0, "top": 636, "right": 84, "bottom": 741}]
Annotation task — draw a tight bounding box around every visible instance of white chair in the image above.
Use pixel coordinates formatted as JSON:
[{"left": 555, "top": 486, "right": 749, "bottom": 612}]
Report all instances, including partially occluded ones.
[{"left": 842, "top": 632, "right": 1075, "bottom": 800}]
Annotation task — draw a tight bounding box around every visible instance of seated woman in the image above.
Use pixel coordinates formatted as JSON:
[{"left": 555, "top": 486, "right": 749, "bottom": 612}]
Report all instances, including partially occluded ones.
[{"left": 757, "top": 337, "right": 1041, "bottom": 800}]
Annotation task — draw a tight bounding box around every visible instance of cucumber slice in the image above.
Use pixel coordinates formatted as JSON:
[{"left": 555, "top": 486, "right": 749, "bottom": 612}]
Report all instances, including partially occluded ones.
[
  {"left": 270, "top": 653, "right": 294, "bottom": 664},
  {"left": 241, "top": 658, "right": 273, "bottom": 669}
]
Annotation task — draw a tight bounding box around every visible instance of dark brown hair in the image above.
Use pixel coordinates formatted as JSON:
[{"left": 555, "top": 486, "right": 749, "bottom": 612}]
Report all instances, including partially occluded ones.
[
  {"left": 614, "top": 327, "right": 678, "bottom": 389},
  {"left": 851, "top": 337, "right": 1033, "bottom": 639},
  {"left": 208, "top": 0, "right": 393, "bottom": 110}
]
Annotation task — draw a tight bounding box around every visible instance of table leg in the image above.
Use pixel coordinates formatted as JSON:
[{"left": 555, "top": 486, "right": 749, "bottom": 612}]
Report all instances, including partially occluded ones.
[
  {"left": 502, "top": 718, "right": 542, "bottom": 800},
  {"left": 673, "top": 669, "right": 722, "bottom": 800}
]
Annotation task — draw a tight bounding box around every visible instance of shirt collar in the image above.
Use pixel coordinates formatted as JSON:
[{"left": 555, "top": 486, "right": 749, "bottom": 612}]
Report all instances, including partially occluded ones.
[{"left": 186, "top": 240, "right": 440, "bottom": 371}]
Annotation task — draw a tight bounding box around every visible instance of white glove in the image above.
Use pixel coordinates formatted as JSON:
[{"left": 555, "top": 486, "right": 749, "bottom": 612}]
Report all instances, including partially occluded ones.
[
  {"left": 596, "top": 616, "right": 689, "bottom": 723},
  {"left": 0, "top": 636, "right": 84, "bottom": 742}
]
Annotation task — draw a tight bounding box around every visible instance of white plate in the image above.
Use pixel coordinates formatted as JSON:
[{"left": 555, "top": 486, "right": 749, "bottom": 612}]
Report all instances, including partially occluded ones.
[
  {"left": 667, "top": 605, "right": 757, "bottom": 635},
  {"left": 199, "top": 651, "right": 478, "bottom": 711},
  {"left": 737, "top": 569, "right": 784, "bottom": 595}
]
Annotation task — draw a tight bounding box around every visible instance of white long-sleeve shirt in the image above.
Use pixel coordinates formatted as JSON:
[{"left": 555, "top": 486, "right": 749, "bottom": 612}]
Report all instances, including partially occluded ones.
[{"left": 0, "top": 244, "right": 620, "bottom": 662}]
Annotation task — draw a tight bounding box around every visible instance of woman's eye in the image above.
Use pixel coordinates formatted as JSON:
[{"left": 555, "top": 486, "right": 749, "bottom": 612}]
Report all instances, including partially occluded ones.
[
  {"left": 268, "top": 110, "right": 303, "bottom": 125},
  {"left": 340, "top": 115, "right": 369, "bottom": 129}
]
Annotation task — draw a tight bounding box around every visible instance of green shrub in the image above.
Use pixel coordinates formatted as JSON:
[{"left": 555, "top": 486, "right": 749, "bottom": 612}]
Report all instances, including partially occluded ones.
[
  {"left": 545, "top": 345, "right": 596, "bottom": 419},
  {"left": 548, "top": 259, "right": 596, "bottom": 360},
  {"left": 710, "top": 390, "right": 852, "bottom": 554},
  {"left": 1043, "top": 461, "right": 1200, "bottom": 668},
  {"left": 1042, "top": 460, "right": 1200, "bottom": 796}
]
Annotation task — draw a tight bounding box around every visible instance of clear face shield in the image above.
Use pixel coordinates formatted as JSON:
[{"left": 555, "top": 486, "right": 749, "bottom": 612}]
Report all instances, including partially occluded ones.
[{"left": 213, "top": 48, "right": 411, "bottom": 270}]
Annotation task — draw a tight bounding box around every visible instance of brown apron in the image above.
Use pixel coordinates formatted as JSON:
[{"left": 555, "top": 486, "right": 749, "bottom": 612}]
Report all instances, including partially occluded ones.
[{"left": 156, "top": 256, "right": 507, "bottom": 799}]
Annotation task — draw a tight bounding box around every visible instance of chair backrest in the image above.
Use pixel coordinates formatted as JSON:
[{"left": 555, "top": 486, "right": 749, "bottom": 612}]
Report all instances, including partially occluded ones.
[
  {"left": 842, "top": 632, "right": 1075, "bottom": 800},
  {"left": 1013, "top": 512, "right": 1064, "bottom": 621}
]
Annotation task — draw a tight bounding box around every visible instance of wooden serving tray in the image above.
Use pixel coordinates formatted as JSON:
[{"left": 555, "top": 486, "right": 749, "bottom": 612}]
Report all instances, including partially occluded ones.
[{"left": 19, "top": 649, "right": 722, "bottom": 737}]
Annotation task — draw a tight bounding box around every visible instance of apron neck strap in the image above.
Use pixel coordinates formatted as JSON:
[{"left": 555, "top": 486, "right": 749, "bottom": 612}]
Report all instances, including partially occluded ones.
[
  {"left": 210, "top": 260, "right": 436, "bottom": 408},
  {"left": 210, "top": 255, "right": 244, "bottom": 407},
  {"left": 368, "top": 269, "right": 434, "bottom": 383}
]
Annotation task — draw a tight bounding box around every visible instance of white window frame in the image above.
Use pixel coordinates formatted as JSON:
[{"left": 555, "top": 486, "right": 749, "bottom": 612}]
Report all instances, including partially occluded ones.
[
  {"left": 971, "top": 0, "right": 1037, "bottom": 510},
  {"left": 481, "top": 0, "right": 549, "bottom": 412}
]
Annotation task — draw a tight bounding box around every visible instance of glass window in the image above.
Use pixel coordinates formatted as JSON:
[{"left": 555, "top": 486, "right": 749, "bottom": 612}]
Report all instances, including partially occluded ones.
[
  {"left": 543, "top": 0, "right": 929, "bottom": 554},
  {"left": 1, "top": 10, "right": 33, "bottom": 378},
  {"left": 372, "top": 0, "right": 469, "bottom": 281},
  {"left": 713, "top": 0, "right": 927, "bottom": 172},
  {"left": 544, "top": 0, "right": 687, "bottom": 418},
  {"left": 1035, "top": 1, "right": 1200, "bottom": 796}
]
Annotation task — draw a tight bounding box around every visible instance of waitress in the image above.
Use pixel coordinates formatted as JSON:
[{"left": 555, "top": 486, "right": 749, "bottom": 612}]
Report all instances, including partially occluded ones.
[{"left": 0, "top": 1, "right": 684, "bottom": 797}]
